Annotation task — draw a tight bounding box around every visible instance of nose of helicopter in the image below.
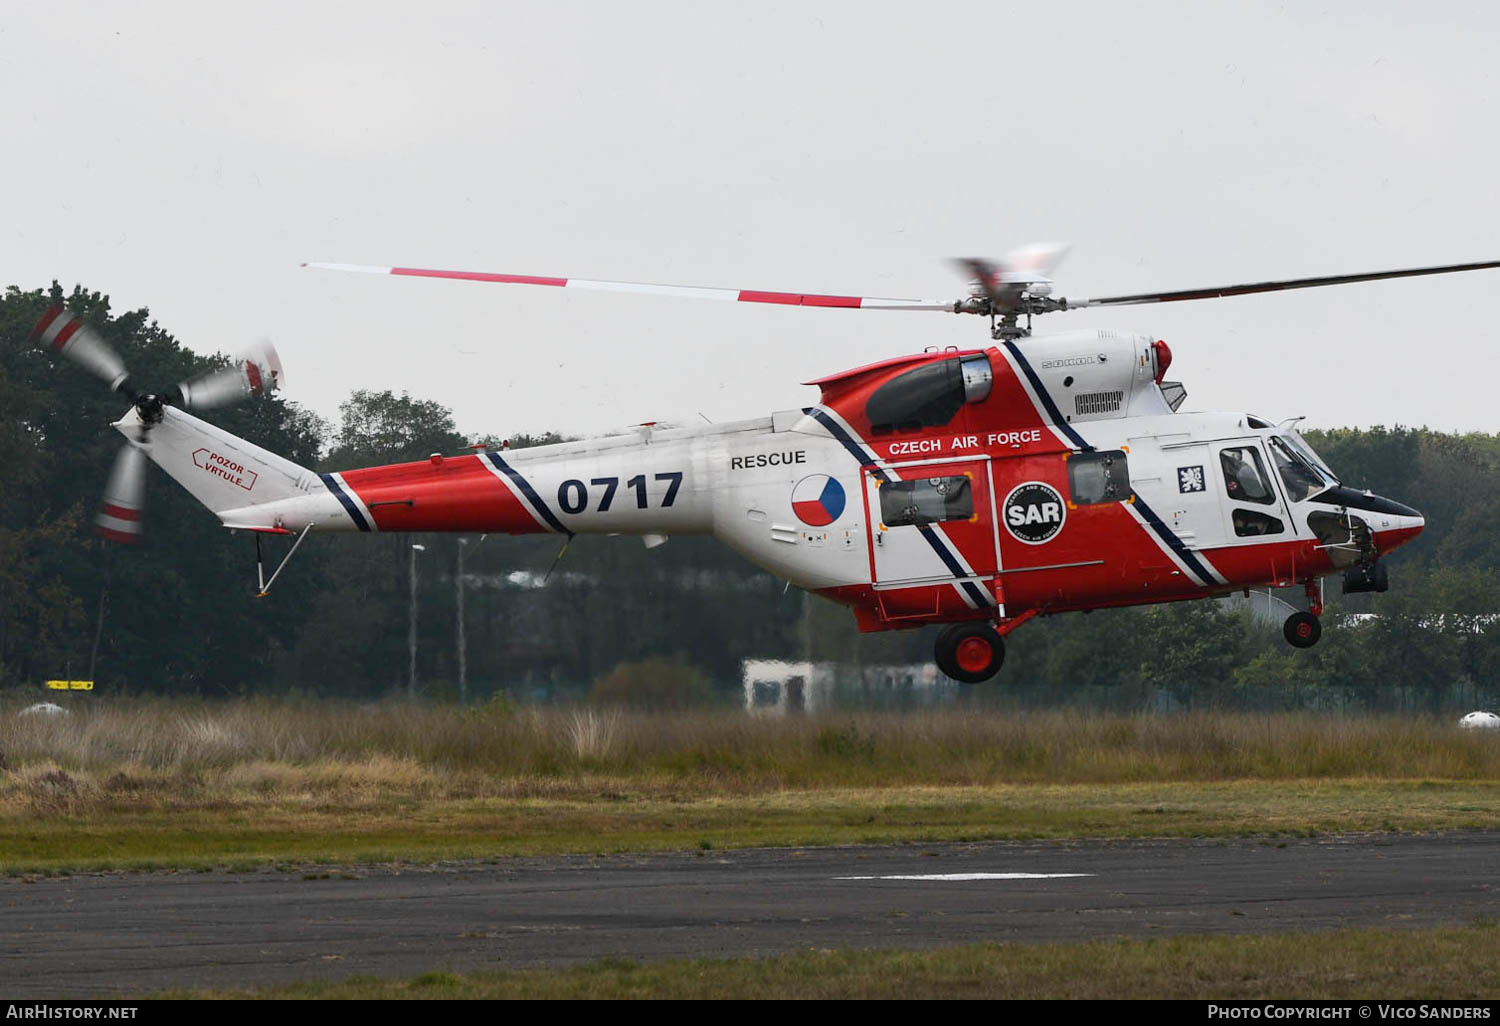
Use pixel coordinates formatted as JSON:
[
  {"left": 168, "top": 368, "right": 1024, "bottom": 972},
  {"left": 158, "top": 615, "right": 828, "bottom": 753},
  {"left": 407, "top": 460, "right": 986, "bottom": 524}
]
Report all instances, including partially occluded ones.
[
  {"left": 1311, "top": 485, "right": 1424, "bottom": 556},
  {"left": 1357, "top": 494, "right": 1424, "bottom": 556},
  {"left": 1373, "top": 506, "right": 1425, "bottom": 555}
]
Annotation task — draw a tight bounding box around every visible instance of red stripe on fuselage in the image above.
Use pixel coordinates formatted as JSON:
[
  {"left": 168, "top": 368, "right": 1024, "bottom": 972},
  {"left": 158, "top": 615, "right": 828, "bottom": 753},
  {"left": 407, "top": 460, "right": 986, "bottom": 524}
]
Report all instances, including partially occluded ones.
[
  {"left": 814, "top": 347, "right": 1061, "bottom": 456},
  {"left": 1375, "top": 526, "right": 1423, "bottom": 553},
  {"left": 336, "top": 454, "right": 552, "bottom": 534},
  {"left": 1192, "top": 537, "right": 1329, "bottom": 589},
  {"left": 100, "top": 503, "right": 142, "bottom": 522},
  {"left": 829, "top": 502, "right": 1396, "bottom": 631},
  {"left": 816, "top": 583, "right": 992, "bottom": 632}
]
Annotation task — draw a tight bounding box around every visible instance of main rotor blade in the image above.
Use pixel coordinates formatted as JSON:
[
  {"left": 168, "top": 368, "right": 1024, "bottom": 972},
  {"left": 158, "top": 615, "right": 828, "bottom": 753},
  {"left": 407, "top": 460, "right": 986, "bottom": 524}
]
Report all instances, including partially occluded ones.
[
  {"left": 1071, "top": 259, "right": 1500, "bottom": 309},
  {"left": 303, "top": 262, "right": 955, "bottom": 312},
  {"left": 96, "top": 443, "right": 147, "bottom": 544},
  {"left": 31, "top": 307, "right": 131, "bottom": 393},
  {"left": 175, "top": 340, "right": 284, "bottom": 410}
]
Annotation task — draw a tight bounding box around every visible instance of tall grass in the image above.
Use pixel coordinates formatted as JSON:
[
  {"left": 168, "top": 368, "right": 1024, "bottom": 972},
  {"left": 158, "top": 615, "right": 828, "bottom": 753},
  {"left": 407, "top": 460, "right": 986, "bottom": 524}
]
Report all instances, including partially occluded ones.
[{"left": 3, "top": 694, "right": 1497, "bottom": 790}]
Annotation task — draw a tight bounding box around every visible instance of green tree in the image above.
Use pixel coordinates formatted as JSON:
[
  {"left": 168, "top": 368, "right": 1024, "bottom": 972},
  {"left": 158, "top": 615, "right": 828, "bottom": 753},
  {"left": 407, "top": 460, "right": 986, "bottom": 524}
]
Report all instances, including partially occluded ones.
[
  {"left": 324, "top": 390, "right": 465, "bottom": 468},
  {"left": 0, "top": 284, "right": 327, "bottom": 694}
]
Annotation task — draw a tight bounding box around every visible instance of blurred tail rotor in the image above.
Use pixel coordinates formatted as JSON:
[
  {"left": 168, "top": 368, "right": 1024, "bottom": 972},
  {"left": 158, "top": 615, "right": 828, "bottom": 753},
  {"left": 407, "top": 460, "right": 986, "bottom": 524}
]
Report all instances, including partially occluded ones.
[
  {"left": 95, "top": 444, "right": 147, "bottom": 544},
  {"left": 173, "top": 340, "right": 284, "bottom": 410},
  {"left": 31, "top": 305, "right": 284, "bottom": 545},
  {"left": 29, "top": 306, "right": 133, "bottom": 396}
]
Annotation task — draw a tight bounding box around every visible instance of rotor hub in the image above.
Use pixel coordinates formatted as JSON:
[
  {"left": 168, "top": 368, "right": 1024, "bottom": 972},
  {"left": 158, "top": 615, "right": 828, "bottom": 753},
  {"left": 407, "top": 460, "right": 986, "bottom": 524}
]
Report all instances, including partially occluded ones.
[{"left": 135, "top": 393, "right": 166, "bottom": 425}]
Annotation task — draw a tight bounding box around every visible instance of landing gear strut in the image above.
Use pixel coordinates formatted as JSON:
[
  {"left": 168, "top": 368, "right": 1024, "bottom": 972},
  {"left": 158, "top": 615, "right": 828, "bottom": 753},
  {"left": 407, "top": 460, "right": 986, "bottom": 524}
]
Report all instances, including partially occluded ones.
[
  {"left": 1283, "top": 579, "right": 1323, "bottom": 649},
  {"left": 935, "top": 622, "right": 1005, "bottom": 683}
]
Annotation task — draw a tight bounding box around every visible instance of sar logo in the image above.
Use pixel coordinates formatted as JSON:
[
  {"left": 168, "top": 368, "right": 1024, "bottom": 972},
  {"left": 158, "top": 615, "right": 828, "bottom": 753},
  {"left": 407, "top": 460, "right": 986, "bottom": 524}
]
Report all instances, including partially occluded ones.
[
  {"left": 1003, "top": 481, "right": 1066, "bottom": 544},
  {"left": 791, "top": 474, "right": 846, "bottom": 527}
]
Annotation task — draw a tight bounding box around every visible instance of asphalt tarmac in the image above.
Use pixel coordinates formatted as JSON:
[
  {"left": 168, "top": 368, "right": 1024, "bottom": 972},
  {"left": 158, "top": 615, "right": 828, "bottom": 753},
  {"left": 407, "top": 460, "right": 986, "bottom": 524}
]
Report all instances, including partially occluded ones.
[{"left": 3, "top": 831, "right": 1497, "bottom": 997}]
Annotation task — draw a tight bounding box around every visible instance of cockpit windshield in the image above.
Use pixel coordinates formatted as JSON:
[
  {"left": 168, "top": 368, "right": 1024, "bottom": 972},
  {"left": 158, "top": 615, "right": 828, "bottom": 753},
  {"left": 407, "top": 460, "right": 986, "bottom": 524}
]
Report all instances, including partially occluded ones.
[
  {"left": 1282, "top": 430, "right": 1338, "bottom": 483},
  {"left": 1269, "top": 434, "right": 1334, "bottom": 502}
]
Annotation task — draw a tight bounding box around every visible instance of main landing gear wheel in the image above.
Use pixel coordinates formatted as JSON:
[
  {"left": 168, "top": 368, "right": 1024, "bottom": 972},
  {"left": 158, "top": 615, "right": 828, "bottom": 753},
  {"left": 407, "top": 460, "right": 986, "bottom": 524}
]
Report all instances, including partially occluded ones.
[
  {"left": 935, "top": 623, "right": 1005, "bottom": 683},
  {"left": 1283, "top": 611, "right": 1322, "bottom": 649}
]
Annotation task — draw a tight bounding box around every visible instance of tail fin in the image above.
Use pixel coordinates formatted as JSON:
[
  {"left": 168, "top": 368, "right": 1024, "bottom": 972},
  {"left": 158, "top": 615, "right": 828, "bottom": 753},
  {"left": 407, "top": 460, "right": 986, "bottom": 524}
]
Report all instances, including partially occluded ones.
[{"left": 118, "top": 405, "right": 315, "bottom": 516}]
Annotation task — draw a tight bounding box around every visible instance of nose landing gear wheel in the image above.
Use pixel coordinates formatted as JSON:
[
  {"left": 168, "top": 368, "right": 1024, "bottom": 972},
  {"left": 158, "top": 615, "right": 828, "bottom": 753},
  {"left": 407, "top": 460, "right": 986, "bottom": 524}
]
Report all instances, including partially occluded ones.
[
  {"left": 1283, "top": 611, "right": 1322, "bottom": 648},
  {"left": 936, "top": 622, "right": 1005, "bottom": 683}
]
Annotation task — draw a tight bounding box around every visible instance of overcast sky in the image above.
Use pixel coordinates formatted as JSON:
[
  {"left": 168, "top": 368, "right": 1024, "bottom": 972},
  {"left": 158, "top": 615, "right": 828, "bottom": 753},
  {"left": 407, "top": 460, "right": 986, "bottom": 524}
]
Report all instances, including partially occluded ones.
[{"left": 6, "top": 1, "right": 1499, "bottom": 446}]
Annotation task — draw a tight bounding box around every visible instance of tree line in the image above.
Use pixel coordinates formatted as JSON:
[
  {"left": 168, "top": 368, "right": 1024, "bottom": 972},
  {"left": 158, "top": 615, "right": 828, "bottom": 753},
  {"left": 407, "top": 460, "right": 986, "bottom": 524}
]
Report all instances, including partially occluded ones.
[{"left": 2, "top": 284, "right": 1498, "bottom": 711}]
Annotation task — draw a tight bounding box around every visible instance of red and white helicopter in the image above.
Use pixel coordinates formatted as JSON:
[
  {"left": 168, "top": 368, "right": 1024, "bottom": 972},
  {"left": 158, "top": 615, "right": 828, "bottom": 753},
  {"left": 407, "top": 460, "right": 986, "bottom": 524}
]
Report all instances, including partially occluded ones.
[{"left": 34, "top": 247, "right": 1500, "bottom": 682}]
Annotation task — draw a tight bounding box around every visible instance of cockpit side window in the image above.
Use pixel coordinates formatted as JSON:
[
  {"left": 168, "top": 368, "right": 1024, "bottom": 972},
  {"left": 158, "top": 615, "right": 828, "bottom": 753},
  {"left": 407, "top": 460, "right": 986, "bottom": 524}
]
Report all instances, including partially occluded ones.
[
  {"left": 1219, "top": 446, "right": 1275, "bottom": 505},
  {"left": 865, "top": 360, "right": 965, "bottom": 434},
  {"left": 879, "top": 476, "right": 974, "bottom": 527},
  {"left": 1268, "top": 436, "right": 1328, "bottom": 503}
]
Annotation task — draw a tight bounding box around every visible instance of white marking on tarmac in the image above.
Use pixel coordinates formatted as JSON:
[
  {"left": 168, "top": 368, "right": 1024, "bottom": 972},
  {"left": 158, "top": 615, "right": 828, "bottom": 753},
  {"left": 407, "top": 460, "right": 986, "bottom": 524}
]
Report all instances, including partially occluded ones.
[{"left": 834, "top": 873, "right": 1095, "bottom": 881}]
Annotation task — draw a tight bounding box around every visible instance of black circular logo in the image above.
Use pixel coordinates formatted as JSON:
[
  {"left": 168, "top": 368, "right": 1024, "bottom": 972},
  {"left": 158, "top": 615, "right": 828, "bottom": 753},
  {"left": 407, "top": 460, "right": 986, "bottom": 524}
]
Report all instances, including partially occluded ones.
[{"left": 1003, "top": 481, "right": 1066, "bottom": 544}]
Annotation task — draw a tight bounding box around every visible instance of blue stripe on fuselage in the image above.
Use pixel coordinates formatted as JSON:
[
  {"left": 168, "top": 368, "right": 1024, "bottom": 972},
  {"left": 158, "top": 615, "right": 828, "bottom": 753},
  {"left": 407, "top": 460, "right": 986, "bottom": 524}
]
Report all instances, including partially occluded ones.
[
  {"left": 1002, "top": 340, "right": 1092, "bottom": 452},
  {"left": 320, "top": 473, "right": 370, "bottom": 532},
  {"left": 804, "top": 406, "right": 992, "bottom": 607},
  {"left": 1131, "top": 494, "right": 1219, "bottom": 586},
  {"left": 483, "top": 452, "right": 571, "bottom": 535}
]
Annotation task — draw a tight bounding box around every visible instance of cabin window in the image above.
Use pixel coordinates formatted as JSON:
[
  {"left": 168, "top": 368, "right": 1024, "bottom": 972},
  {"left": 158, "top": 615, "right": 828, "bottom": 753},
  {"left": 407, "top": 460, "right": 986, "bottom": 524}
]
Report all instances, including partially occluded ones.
[
  {"left": 1068, "top": 450, "right": 1131, "bottom": 504},
  {"left": 1219, "top": 446, "right": 1275, "bottom": 505},
  {"left": 879, "top": 476, "right": 974, "bottom": 527},
  {"left": 1232, "top": 509, "right": 1285, "bottom": 537},
  {"left": 865, "top": 356, "right": 992, "bottom": 434}
]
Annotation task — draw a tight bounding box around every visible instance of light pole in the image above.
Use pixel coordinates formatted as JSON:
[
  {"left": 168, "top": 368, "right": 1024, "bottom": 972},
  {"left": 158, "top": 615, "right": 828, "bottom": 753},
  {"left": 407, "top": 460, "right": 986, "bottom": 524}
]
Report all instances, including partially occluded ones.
[
  {"left": 409, "top": 543, "right": 426, "bottom": 698},
  {"left": 456, "top": 538, "right": 467, "bottom": 706},
  {"left": 456, "top": 534, "right": 488, "bottom": 706}
]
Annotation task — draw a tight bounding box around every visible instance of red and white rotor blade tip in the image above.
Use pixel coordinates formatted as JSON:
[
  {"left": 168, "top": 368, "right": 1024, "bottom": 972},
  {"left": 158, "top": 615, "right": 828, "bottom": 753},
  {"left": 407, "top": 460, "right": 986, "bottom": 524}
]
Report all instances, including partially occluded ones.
[
  {"left": 30, "top": 307, "right": 129, "bottom": 392},
  {"left": 96, "top": 444, "right": 147, "bottom": 544},
  {"left": 302, "top": 262, "right": 953, "bottom": 311},
  {"left": 176, "top": 340, "right": 284, "bottom": 410}
]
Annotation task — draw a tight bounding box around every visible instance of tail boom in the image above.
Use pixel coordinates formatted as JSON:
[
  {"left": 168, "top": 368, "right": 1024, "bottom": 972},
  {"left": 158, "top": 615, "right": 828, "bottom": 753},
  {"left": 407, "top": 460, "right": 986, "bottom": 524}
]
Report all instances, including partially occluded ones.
[{"left": 132, "top": 406, "right": 711, "bottom": 538}]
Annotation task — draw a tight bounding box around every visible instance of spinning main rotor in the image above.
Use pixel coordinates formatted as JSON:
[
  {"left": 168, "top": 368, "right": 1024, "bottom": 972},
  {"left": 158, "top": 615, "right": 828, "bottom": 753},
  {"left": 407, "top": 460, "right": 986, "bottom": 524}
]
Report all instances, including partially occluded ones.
[{"left": 306, "top": 245, "right": 1500, "bottom": 340}]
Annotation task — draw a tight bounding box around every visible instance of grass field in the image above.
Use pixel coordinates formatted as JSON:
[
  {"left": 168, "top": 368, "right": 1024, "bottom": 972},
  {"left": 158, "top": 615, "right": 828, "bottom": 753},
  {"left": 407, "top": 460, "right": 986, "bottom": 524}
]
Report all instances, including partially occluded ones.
[
  {"left": 165, "top": 925, "right": 1500, "bottom": 1000},
  {"left": 2, "top": 699, "right": 1497, "bottom": 872},
  {"left": 6, "top": 698, "right": 1500, "bottom": 784},
  {"left": 7, "top": 700, "right": 1498, "bottom": 1000},
  {"left": 5, "top": 779, "right": 1500, "bottom": 873}
]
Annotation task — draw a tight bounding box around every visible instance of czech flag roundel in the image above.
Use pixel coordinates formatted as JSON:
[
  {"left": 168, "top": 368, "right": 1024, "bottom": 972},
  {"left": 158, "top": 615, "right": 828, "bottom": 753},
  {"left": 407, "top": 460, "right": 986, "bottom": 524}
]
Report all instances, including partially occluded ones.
[{"left": 792, "top": 474, "right": 846, "bottom": 527}]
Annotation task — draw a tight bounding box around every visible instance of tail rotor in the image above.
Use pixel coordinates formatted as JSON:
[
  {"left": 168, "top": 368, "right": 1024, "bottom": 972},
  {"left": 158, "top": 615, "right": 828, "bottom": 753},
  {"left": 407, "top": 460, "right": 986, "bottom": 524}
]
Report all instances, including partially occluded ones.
[
  {"left": 29, "top": 306, "right": 133, "bottom": 396},
  {"left": 31, "top": 305, "right": 283, "bottom": 544},
  {"left": 95, "top": 444, "right": 148, "bottom": 544},
  {"left": 173, "top": 340, "right": 283, "bottom": 410}
]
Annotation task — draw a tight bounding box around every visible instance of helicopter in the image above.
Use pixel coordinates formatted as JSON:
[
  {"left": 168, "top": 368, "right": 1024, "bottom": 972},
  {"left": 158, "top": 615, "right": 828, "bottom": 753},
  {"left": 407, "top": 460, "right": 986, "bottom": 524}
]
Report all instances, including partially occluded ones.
[{"left": 33, "top": 247, "right": 1500, "bottom": 683}]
